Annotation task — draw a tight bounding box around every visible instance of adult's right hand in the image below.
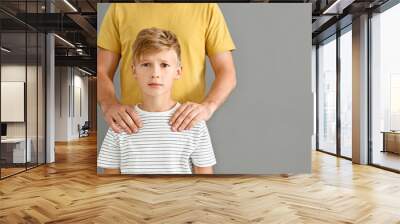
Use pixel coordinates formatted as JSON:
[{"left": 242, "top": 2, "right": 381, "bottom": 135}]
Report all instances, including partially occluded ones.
[
  {"left": 97, "top": 48, "right": 142, "bottom": 134},
  {"left": 102, "top": 102, "right": 143, "bottom": 134}
]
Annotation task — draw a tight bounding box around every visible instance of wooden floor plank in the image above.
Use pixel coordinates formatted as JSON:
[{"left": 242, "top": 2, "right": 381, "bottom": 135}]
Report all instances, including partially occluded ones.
[{"left": 0, "top": 133, "right": 399, "bottom": 223}]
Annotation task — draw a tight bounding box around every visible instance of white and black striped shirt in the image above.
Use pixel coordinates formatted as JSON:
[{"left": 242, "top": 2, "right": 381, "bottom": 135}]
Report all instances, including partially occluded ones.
[{"left": 97, "top": 102, "right": 216, "bottom": 174}]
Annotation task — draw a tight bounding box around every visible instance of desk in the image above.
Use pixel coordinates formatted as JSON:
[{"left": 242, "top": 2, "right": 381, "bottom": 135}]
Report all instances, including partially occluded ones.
[
  {"left": 381, "top": 131, "right": 400, "bottom": 154},
  {"left": 1, "top": 138, "right": 31, "bottom": 163}
]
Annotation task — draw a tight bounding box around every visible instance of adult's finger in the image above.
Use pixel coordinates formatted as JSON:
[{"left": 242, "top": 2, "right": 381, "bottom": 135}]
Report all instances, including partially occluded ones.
[
  {"left": 179, "top": 109, "right": 200, "bottom": 131},
  {"left": 170, "top": 103, "right": 189, "bottom": 126},
  {"left": 187, "top": 117, "right": 200, "bottom": 131},
  {"left": 113, "top": 114, "right": 130, "bottom": 134},
  {"left": 107, "top": 117, "right": 122, "bottom": 133},
  {"left": 118, "top": 110, "right": 138, "bottom": 133},
  {"left": 125, "top": 106, "right": 143, "bottom": 128},
  {"left": 174, "top": 104, "right": 195, "bottom": 131}
]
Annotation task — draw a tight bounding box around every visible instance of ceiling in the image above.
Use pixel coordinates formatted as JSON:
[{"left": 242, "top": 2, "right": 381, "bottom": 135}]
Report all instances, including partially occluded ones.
[
  {"left": 0, "top": 0, "right": 395, "bottom": 75},
  {"left": 0, "top": 0, "right": 97, "bottom": 75}
]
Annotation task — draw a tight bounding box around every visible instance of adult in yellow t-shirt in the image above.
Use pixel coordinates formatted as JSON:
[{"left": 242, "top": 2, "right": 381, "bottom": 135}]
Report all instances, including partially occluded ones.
[{"left": 98, "top": 3, "right": 237, "bottom": 135}]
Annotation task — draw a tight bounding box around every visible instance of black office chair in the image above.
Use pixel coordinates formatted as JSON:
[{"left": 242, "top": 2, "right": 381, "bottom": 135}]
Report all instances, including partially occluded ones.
[{"left": 78, "top": 121, "right": 90, "bottom": 138}]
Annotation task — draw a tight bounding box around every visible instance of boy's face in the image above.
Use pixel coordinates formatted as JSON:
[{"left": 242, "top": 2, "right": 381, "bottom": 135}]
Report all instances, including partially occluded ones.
[{"left": 132, "top": 49, "right": 182, "bottom": 98}]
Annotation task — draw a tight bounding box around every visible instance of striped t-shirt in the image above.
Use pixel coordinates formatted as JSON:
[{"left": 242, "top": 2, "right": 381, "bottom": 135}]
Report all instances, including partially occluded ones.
[{"left": 97, "top": 102, "right": 216, "bottom": 174}]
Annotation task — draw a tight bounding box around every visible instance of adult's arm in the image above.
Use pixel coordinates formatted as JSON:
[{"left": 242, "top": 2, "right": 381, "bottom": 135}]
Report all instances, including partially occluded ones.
[
  {"left": 97, "top": 47, "right": 142, "bottom": 134},
  {"left": 170, "top": 51, "right": 237, "bottom": 131}
]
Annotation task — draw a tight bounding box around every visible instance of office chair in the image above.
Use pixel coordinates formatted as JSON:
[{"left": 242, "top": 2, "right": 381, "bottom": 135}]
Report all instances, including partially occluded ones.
[{"left": 78, "top": 121, "right": 90, "bottom": 138}]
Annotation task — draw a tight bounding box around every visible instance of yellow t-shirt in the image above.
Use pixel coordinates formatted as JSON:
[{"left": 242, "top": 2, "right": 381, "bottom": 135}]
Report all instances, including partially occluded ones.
[{"left": 97, "top": 3, "right": 236, "bottom": 105}]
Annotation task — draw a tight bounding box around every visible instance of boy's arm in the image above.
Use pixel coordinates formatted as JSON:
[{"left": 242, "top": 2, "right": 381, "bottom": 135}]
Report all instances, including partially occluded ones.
[
  {"left": 193, "top": 166, "right": 214, "bottom": 174},
  {"left": 190, "top": 122, "right": 217, "bottom": 174},
  {"left": 98, "top": 128, "right": 122, "bottom": 174}
]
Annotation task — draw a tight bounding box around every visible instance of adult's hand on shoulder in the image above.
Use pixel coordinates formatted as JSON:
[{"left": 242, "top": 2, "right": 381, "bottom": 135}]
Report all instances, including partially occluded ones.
[
  {"left": 169, "top": 102, "right": 216, "bottom": 132},
  {"left": 102, "top": 102, "right": 143, "bottom": 134}
]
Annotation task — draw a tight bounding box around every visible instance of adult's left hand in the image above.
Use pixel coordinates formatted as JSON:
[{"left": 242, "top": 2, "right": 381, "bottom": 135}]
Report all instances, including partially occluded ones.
[{"left": 169, "top": 102, "right": 216, "bottom": 132}]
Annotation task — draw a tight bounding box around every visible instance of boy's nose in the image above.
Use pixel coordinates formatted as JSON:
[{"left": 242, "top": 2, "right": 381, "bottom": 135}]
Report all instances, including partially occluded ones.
[{"left": 151, "top": 66, "right": 160, "bottom": 78}]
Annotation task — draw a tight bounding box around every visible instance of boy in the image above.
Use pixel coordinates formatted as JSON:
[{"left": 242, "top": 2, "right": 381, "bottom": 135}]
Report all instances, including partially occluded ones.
[{"left": 98, "top": 27, "right": 216, "bottom": 174}]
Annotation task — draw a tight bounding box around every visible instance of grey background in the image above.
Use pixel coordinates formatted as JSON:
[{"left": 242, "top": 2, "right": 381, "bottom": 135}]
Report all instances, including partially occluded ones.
[{"left": 97, "top": 3, "right": 312, "bottom": 174}]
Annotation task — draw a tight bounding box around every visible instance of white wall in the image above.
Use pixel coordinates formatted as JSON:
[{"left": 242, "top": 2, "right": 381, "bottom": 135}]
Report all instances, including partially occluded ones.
[
  {"left": 1, "top": 65, "right": 26, "bottom": 129},
  {"left": 1, "top": 65, "right": 37, "bottom": 138},
  {"left": 71, "top": 71, "right": 89, "bottom": 139},
  {"left": 54, "top": 66, "right": 68, "bottom": 141},
  {"left": 1, "top": 63, "right": 46, "bottom": 164},
  {"left": 54, "top": 67, "right": 89, "bottom": 141}
]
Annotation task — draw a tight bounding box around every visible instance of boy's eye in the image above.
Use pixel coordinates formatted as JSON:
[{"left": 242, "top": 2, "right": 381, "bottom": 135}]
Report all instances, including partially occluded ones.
[
  {"left": 161, "top": 63, "right": 170, "bottom": 68},
  {"left": 141, "top": 63, "right": 150, "bottom": 67}
]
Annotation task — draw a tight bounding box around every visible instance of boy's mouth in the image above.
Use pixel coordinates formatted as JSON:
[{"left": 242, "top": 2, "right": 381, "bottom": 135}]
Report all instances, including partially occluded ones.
[{"left": 148, "top": 83, "right": 163, "bottom": 88}]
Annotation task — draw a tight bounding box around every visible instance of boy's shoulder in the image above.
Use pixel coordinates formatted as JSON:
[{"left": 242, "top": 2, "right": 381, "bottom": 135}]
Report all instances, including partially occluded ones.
[
  {"left": 191, "top": 120, "right": 207, "bottom": 133},
  {"left": 107, "top": 127, "right": 128, "bottom": 137},
  {"left": 195, "top": 120, "right": 207, "bottom": 127}
]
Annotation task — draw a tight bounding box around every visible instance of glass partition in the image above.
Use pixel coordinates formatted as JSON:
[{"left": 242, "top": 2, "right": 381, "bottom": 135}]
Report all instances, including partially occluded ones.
[
  {"left": 0, "top": 0, "right": 46, "bottom": 179},
  {"left": 1, "top": 30, "right": 28, "bottom": 178},
  {"left": 317, "top": 35, "right": 337, "bottom": 155},
  {"left": 27, "top": 31, "right": 38, "bottom": 169}
]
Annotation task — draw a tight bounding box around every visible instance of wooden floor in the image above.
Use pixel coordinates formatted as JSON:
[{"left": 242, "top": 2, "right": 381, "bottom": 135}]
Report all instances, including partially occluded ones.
[
  {"left": 1, "top": 134, "right": 400, "bottom": 223},
  {"left": 0, "top": 167, "right": 26, "bottom": 178},
  {"left": 1, "top": 162, "right": 46, "bottom": 178}
]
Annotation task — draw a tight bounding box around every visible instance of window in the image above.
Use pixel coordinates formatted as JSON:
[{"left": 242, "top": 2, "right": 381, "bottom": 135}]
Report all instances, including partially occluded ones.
[
  {"left": 340, "top": 27, "right": 352, "bottom": 158},
  {"left": 318, "top": 35, "right": 337, "bottom": 155},
  {"left": 371, "top": 2, "right": 400, "bottom": 171}
]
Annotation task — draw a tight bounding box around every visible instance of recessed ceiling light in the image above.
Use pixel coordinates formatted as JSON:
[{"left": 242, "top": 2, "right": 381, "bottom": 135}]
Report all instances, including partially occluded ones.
[
  {"left": 1, "top": 47, "right": 11, "bottom": 53},
  {"left": 63, "top": 0, "right": 78, "bottom": 12},
  {"left": 54, "top": 34, "right": 75, "bottom": 48},
  {"left": 322, "top": 0, "right": 354, "bottom": 15},
  {"left": 77, "top": 67, "right": 93, "bottom": 76}
]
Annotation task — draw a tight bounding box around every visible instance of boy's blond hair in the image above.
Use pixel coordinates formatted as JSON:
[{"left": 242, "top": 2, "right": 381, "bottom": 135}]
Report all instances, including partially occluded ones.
[{"left": 132, "top": 27, "right": 181, "bottom": 65}]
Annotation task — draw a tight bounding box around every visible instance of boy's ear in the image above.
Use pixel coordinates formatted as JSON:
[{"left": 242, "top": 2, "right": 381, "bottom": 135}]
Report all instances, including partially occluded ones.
[
  {"left": 131, "top": 64, "right": 137, "bottom": 79},
  {"left": 175, "top": 66, "right": 182, "bottom": 80}
]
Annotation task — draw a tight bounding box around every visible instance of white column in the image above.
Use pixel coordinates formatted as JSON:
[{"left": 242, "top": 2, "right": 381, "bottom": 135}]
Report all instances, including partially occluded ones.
[
  {"left": 46, "top": 1, "right": 56, "bottom": 163},
  {"left": 352, "top": 14, "right": 369, "bottom": 164}
]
